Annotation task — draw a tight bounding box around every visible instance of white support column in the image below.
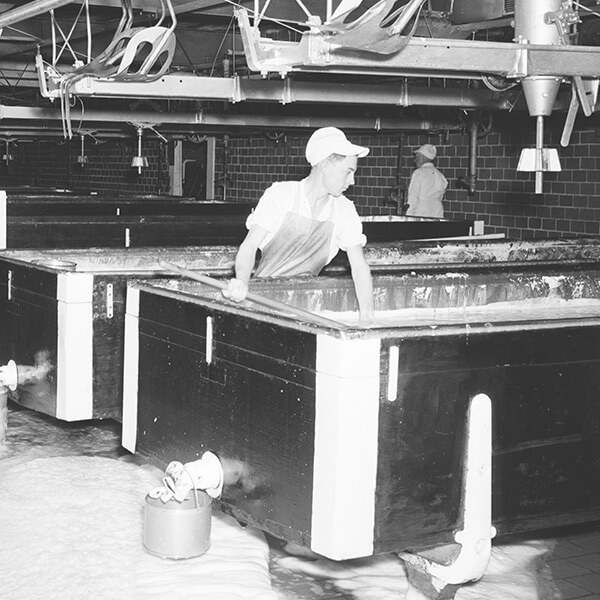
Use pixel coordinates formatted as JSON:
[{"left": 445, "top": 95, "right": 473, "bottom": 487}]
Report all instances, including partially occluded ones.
[
  {"left": 169, "top": 139, "right": 183, "bottom": 196},
  {"left": 205, "top": 137, "right": 216, "bottom": 200}
]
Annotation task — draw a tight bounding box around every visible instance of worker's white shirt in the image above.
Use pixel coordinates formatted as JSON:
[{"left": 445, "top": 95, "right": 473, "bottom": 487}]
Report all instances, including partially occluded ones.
[
  {"left": 406, "top": 163, "right": 448, "bottom": 218},
  {"left": 246, "top": 179, "right": 366, "bottom": 263}
]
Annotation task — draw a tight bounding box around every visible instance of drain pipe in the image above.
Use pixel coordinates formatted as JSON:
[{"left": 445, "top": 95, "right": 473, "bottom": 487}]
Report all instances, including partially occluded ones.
[
  {"left": 467, "top": 119, "right": 478, "bottom": 195},
  {"left": 457, "top": 116, "right": 481, "bottom": 195},
  {"left": 143, "top": 451, "right": 224, "bottom": 560},
  {"left": 0, "top": 360, "right": 18, "bottom": 447}
]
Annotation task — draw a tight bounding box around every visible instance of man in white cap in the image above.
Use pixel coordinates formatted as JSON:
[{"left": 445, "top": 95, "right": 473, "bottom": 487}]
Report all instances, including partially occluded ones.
[
  {"left": 406, "top": 143, "right": 448, "bottom": 218},
  {"left": 224, "top": 127, "right": 374, "bottom": 322}
]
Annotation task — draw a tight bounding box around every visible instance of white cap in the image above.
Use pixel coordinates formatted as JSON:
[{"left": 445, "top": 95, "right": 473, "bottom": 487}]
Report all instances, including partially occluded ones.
[
  {"left": 415, "top": 144, "right": 437, "bottom": 160},
  {"left": 305, "top": 127, "right": 369, "bottom": 166}
]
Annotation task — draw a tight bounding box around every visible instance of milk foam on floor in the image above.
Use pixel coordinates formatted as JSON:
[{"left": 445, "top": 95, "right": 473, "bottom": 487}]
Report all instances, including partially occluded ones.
[
  {"left": 0, "top": 455, "right": 276, "bottom": 600},
  {"left": 1, "top": 408, "right": 559, "bottom": 600},
  {"left": 274, "top": 539, "right": 558, "bottom": 600}
]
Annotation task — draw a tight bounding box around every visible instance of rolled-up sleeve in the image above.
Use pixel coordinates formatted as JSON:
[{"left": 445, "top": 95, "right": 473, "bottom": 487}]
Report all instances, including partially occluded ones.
[
  {"left": 337, "top": 201, "right": 366, "bottom": 250},
  {"left": 246, "top": 183, "right": 287, "bottom": 233}
]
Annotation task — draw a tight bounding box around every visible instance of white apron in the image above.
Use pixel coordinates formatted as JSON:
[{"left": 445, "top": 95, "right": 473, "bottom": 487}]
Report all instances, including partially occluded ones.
[{"left": 253, "top": 191, "right": 334, "bottom": 278}]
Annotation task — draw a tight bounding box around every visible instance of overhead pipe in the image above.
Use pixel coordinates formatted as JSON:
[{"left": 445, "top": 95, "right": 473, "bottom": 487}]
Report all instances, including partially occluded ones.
[
  {"left": 0, "top": 104, "right": 464, "bottom": 133},
  {"left": 0, "top": 0, "right": 75, "bottom": 29}
]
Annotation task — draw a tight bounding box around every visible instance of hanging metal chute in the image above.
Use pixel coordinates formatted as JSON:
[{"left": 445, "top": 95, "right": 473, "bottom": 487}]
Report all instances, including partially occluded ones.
[{"left": 56, "top": 0, "right": 177, "bottom": 138}]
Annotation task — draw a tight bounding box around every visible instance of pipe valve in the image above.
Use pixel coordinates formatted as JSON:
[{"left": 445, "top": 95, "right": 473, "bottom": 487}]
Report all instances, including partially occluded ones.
[{"left": 0, "top": 360, "right": 17, "bottom": 391}]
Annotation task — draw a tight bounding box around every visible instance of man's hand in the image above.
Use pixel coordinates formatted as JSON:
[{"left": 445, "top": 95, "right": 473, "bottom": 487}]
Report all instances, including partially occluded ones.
[{"left": 222, "top": 278, "right": 248, "bottom": 303}]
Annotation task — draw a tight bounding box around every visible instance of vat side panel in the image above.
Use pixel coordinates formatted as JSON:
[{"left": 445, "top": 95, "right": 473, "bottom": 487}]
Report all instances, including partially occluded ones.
[
  {"left": 488, "top": 326, "right": 600, "bottom": 533},
  {"left": 374, "top": 338, "right": 468, "bottom": 553},
  {"left": 122, "top": 287, "right": 140, "bottom": 453},
  {"left": 56, "top": 273, "right": 94, "bottom": 421},
  {"left": 91, "top": 276, "right": 128, "bottom": 420},
  {"left": 362, "top": 220, "right": 471, "bottom": 242},
  {"left": 133, "top": 290, "right": 317, "bottom": 546},
  {"left": 130, "top": 221, "right": 247, "bottom": 247},
  {"left": 375, "top": 326, "right": 600, "bottom": 551},
  {"left": 6, "top": 221, "right": 126, "bottom": 248},
  {"left": 0, "top": 260, "right": 59, "bottom": 298},
  {"left": 311, "top": 336, "right": 381, "bottom": 560},
  {"left": 0, "top": 261, "right": 59, "bottom": 416}
]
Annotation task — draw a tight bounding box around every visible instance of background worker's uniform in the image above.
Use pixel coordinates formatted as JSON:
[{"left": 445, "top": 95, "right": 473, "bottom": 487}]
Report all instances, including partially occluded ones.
[{"left": 406, "top": 163, "right": 448, "bottom": 218}]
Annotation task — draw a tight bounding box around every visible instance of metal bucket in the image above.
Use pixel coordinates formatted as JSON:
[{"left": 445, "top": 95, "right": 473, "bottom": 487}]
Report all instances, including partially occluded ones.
[{"left": 143, "top": 489, "right": 212, "bottom": 559}]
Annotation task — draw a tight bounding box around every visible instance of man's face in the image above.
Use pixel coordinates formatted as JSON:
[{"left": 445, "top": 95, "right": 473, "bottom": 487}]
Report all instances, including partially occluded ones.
[
  {"left": 414, "top": 152, "right": 428, "bottom": 168},
  {"left": 322, "top": 155, "right": 358, "bottom": 197}
]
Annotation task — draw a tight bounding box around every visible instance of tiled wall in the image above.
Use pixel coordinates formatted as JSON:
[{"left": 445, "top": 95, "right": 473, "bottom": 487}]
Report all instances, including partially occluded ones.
[
  {"left": 3, "top": 111, "right": 600, "bottom": 239},
  {"left": 217, "top": 114, "right": 600, "bottom": 240}
]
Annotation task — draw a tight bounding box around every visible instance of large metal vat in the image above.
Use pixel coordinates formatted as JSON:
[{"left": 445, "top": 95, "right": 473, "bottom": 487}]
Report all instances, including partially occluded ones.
[
  {"left": 122, "top": 266, "right": 600, "bottom": 559},
  {"left": 0, "top": 246, "right": 237, "bottom": 420},
  {"left": 5, "top": 237, "right": 600, "bottom": 425},
  {"left": 0, "top": 191, "right": 253, "bottom": 249}
]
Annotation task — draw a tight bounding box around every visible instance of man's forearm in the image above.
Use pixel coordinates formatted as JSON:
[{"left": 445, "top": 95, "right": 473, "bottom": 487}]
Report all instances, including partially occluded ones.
[
  {"left": 234, "top": 240, "right": 258, "bottom": 284},
  {"left": 351, "top": 261, "right": 374, "bottom": 317}
]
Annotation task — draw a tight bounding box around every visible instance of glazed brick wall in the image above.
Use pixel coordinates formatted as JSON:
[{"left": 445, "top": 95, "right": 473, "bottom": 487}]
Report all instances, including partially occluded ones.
[
  {"left": 216, "top": 115, "right": 600, "bottom": 239},
  {"left": 216, "top": 131, "right": 398, "bottom": 211},
  {"left": 4, "top": 112, "right": 600, "bottom": 240},
  {"left": 426, "top": 113, "right": 600, "bottom": 240}
]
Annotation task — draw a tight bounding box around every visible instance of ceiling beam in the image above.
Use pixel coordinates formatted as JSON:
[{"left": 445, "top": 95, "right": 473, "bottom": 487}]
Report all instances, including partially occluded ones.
[{"left": 236, "top": 8, "right": 600, "bottom": 80}]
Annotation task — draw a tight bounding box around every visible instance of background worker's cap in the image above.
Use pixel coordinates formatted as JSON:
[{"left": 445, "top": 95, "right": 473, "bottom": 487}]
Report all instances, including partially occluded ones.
[
  {"left": 415, "top": 144, "right": 437, "bottom": 160},
  {"left": 306, "top": 127, "right": 369, "bottom": 166}
]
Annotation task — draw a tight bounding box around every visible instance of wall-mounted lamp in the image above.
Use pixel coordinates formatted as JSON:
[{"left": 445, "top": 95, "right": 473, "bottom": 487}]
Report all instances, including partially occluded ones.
[
  {"left": 77, "top": 133, "right": 88, "bottom": 166},
  {"left": 131, "top": 126, "right": 149, "bottom": 174},
  {"left": 2, "top": 140, "right": 14, "bottom": 164}
]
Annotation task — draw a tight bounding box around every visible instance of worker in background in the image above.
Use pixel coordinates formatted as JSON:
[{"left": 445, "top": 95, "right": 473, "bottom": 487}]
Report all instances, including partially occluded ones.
[
  {"left": 223, "top": 127, "right": 374, "bottom": 323},
  {"left": 406, "top": 143, "right": 448, "bottom": 218}
]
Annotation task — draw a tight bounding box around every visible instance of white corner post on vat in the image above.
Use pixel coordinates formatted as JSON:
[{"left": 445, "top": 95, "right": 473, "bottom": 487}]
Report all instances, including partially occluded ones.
[
  {"left": 56, "top": 272, "right": 94, "bottom": 421},
  {"left": 311, "top": 334, "right": 381, "bottom": 560},
  {"left": 400, "top": 393, "right": 495, "bottom": 600},
  {"left": 122, "top": 286, "right": 140, "bottom": 453}
]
